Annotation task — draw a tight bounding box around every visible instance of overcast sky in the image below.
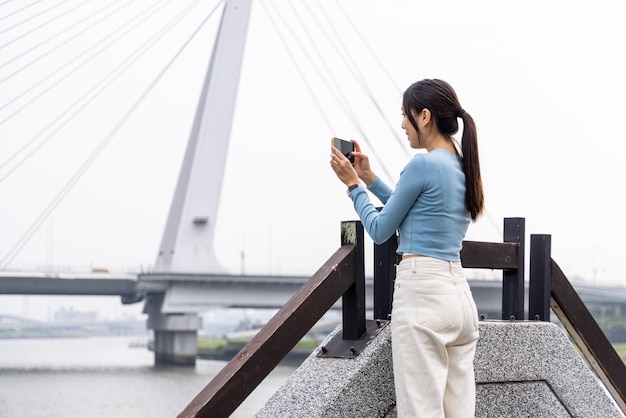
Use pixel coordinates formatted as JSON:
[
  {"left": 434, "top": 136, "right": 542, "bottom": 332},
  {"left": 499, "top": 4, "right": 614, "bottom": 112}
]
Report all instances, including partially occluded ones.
[{"left": 1, "top": 0, "right": 625, "bottom": 320}]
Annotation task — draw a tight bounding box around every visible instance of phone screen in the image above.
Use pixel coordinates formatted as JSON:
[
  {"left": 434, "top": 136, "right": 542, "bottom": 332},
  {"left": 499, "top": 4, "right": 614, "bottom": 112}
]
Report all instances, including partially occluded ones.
[{"left": 332, "top": 137, "right": 354, "bottom": 164}]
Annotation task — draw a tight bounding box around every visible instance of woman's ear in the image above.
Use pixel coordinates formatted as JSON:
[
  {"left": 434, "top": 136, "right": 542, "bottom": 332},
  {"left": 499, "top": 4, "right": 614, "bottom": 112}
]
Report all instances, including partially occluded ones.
[
  {"left": 420, "top": 108, "right": 432, "bottom": 124},
  {"left": 413, "top": 108, "right": 432, "bottom": 128}
]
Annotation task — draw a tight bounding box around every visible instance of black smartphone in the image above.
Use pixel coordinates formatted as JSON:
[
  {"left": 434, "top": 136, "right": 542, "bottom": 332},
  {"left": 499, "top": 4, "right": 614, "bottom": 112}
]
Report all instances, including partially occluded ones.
[{"left": 332, "top": 137, "right": 354, "bottom": 164}]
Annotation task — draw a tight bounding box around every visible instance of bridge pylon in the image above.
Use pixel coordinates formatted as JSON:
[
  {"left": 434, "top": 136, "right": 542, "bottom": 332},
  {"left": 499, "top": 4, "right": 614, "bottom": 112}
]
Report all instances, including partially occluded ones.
[
  {"left": 154, "top": 0, "right": 251, "bottom": 274},
  {"left": 145, "top": 0, "right": 253, "bottom": 366}
]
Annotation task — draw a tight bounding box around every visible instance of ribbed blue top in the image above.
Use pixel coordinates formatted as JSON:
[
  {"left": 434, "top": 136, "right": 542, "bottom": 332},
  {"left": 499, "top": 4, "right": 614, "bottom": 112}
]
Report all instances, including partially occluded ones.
[{"left": 349, "top": 149, "right": 470, "bottom": 261}]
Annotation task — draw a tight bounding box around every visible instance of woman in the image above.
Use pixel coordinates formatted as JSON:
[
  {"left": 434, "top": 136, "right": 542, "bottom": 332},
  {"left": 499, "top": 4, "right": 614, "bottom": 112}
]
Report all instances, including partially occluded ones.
[{"left": 330, "top": 79, "right": 484, "bottom": 417}]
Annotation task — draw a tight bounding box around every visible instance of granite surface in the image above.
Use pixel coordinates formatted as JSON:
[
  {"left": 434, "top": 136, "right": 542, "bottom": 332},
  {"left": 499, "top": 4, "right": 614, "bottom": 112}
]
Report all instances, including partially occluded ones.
[
  {"left": 256, "top": 321, "right": 395, "bottom": 418},
  {"left": 255, "top": 321, "right": 625, "bottom": 418}
]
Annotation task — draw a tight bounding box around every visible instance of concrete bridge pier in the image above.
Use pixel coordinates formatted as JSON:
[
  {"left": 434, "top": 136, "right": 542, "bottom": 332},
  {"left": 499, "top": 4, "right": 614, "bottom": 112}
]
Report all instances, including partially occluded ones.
[{"left": 144, "top": 293, "right": 201, "bottom": 366}]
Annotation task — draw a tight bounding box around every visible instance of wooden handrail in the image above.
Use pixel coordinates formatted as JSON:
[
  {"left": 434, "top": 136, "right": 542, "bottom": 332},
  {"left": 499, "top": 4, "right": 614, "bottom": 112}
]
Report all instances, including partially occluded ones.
[
  {"left": 178, "top": 218, "right": 526, "bottom": 417},
  {"left": 460, "top": 240, "right": 519, "bottom": 269},
  {"left": 178, "top": 216, "right": 626, "bottom": 416},
  {"left": 550, "top": 259, "right": 626, "bottom": 413},
  {"left": 463, "top": 216, "right": 525, "bottom": 320},
  {"left": 529, "top": 234, "right": 626, "bottom": 413},
  {"left": 177, "top": 244, "right": 357, "bottom": 418}
]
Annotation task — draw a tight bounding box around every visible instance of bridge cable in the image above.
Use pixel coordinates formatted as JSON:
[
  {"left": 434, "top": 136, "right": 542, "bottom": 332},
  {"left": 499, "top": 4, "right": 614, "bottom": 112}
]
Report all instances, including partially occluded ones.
[
  {"left": 0, "top": 0, "right": 167, "bottom": 111},
  {"left": 264, "top": 0, "right": 354, "bottom": 128},
  {"left": 0, "top": 0, "right": 203, "bottom": 181},
  {"left": 332, "top": 2, "right": 502, "bottom": 237},
  {"left": 0, "top": 0, "right": 75, "bottom": 36},
  {"left": 281, "top": 1, "right": 382, "bottom": 154},
  {"left": 330, "top": 0, "right": 403, "bottom": 96},
  {"left": 273, "top": 2, "right": 502, "bottom": 237},
  {"left": 0, "top": 0, "right": 172, "bottom": 178},
  {"left": 293, "top": 1, "right": 405, "bottom": 180},
  {"left": 256, "top": 2, "right": 335, "bottom": 133},
  {"left": 0, "top": 0, "right": 46, "bottom": 24},
  {"left": 283, "top": 1, "right": 357, "bottom": 117},
  {"left": 309, "top": 1, "right": 411, "bottom": 160},
  {"left": 332, "top": 3, "right": 502, "bottom": 237},
  {"left": 0, "top": 0, "right": 224, "bottom": 269},
  {"left": 290, "top": 0, "right": 399, "bottom": 182},
  {"left": 0, "top": 0, "right": 179, "bottom": 177},
  {"left": 314, "top": 3, "right": 501, "bottom": 236},
  {"left": 262, "top": 0, "right": 396, "bottom": 182},
  {"left": 334, "top": 4, "right": 503, "bottom": 237},
  {"left": 289, "top": 1, "right": 403, "bottom": 182},
  {"left": 0, "top": 0, "right": 125, "bottom": 62}
]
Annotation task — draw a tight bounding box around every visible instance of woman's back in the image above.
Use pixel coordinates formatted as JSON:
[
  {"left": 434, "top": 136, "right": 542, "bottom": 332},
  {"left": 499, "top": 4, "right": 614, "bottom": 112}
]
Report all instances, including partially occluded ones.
[{"left": 396, "top": 149, "right": 470, "bottom": 261}]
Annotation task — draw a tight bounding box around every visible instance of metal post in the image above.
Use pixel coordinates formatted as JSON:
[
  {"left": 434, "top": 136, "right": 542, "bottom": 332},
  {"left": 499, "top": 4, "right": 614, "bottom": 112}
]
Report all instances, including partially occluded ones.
[
  {"left": 502, "top": 217, "right": 525, "bottom": 320},
  {"left": 341, "top": 221, "right": 366, "bottom": 340},
  {"left": 529, "top": 234, "right": 551, "bottom": 320},
  {"left": 374, "top": 233, "right": 398, "bottom": 320}
]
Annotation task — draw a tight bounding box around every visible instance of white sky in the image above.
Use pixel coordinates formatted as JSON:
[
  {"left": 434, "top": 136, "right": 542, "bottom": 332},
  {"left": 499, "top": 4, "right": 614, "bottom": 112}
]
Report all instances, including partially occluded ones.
[{"left": 1, "top": 0, "right": 625, "bottom": 320}]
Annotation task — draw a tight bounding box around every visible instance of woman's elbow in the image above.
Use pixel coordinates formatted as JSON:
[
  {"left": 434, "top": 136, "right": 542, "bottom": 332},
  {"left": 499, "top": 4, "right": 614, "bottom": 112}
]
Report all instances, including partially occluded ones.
[{"left": 370, "top": 231, "right": 394, "bottom": 245}]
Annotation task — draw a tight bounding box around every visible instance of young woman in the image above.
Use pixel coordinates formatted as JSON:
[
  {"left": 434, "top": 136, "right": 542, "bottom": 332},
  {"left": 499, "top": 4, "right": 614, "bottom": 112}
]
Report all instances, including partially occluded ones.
[{"left": 330, "top": 79, "right": 484, "bottom": 417}]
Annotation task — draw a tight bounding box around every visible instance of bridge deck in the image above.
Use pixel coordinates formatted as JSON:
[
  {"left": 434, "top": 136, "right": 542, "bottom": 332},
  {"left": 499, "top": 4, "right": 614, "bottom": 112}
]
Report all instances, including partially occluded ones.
[
  {"left": 1, "top": 274, "right": 625, "bottom": 314},
  {"left": 0, "top": 274, "right": 137, "bottom": 296}
]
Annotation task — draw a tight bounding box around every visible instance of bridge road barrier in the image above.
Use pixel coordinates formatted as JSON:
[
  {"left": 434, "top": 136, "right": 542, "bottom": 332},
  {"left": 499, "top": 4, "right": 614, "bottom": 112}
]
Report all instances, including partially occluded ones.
[{"left": 178, "top": 218, "right": 626, "bottom": 418}]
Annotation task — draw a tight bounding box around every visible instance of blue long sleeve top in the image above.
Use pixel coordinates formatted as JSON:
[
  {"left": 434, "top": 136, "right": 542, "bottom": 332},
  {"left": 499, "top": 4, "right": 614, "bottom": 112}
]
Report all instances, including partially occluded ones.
[{"left": 348, "top": 149, "right": 470, "bottom": 262}]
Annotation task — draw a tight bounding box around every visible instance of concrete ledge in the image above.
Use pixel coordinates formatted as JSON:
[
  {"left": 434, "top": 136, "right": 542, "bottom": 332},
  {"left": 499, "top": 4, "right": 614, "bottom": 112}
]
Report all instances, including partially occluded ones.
[
  {"left": 256, "top": 321, "right": 624, "bottom": 418},
  {"left": 256, "top": 322, "right": 395, "bottom": 417},
  {"left": 478, "top": 381, "right": 569, "bottom": 416},
  {"left": 475, "top": 321, "right": 623, "bottom": 418}
]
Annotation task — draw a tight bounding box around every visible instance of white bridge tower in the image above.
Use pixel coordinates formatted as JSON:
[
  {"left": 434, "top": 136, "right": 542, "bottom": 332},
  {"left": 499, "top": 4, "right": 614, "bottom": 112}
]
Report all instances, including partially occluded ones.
[
  {"left": 154, "top": 0, "right": 252, "bottom": 274},
  {"left": 145, "top": 0, "right": 253, "bottom": 365}
]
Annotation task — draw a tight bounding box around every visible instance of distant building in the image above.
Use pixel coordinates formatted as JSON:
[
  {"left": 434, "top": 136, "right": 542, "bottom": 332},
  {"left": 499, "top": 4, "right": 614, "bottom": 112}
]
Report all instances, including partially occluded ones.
[{"left": 53, "top": 307, "right": 98, "bottom": 323}]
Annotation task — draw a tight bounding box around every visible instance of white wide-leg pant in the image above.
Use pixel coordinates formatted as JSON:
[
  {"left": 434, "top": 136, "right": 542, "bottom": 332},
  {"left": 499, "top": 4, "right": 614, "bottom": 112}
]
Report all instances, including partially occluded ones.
[{"left": 392, "top": 256, "right": 479, "bottom": 418}]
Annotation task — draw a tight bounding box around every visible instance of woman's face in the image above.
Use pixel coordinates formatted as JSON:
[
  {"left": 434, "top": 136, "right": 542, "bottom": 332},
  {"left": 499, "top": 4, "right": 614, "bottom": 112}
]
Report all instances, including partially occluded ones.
[{"left": 401, "top": 108, "right": 421, "bottom": 149}]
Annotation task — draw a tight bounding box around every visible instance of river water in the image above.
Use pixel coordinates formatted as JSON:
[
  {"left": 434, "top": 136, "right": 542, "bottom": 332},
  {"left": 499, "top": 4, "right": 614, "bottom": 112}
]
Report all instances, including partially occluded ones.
[{"left": 0, "top": 336, "right": 295, "bottom": 417}]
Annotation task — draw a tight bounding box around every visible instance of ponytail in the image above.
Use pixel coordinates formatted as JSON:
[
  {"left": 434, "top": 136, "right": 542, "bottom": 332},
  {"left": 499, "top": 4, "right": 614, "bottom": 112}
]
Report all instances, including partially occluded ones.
[{"left": 459, "top": 111, "right": 484, "bottom": 221}]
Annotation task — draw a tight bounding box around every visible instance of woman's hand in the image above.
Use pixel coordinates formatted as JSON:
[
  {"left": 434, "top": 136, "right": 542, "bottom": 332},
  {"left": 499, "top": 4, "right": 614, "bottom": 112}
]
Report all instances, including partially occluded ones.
[
  {"left": 351, "top": 140, "right": 376, "bottom": 186},
  {"left": 330, "top": 146, "right": 359, "bottom": 186}
]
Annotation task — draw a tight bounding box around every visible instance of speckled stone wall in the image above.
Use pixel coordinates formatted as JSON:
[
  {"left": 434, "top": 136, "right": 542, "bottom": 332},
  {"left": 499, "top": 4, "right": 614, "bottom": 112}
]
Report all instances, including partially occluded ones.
[{"left": 256, "top": 321, "right": 624, "bottom": 418}]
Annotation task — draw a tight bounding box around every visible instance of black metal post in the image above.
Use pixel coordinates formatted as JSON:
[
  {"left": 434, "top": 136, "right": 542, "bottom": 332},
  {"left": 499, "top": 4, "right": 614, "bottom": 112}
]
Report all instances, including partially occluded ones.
[
  {"left": 374, "top": 233, "right": 398, "bottom": 320},
  {"left": 502, "top": 217, "right": 525, "bottom": 320},
  {"left": 529, "top": 234, "right": 551, "bottom": 321},
  {"left": 340, "top": 221, "right": 366, "bottom": 340}
]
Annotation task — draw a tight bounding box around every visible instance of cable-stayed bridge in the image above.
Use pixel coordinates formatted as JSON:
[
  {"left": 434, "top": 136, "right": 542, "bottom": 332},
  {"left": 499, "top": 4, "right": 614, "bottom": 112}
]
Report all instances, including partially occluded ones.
[
  {"left": 1, "top": 0, "right": 427, "bottom": 276},
  {"left": 2, "top": 1, "right": 626, "bottom": 366},
  {"left": 2, "top": 0, "right": 420, "bottom": 365}
]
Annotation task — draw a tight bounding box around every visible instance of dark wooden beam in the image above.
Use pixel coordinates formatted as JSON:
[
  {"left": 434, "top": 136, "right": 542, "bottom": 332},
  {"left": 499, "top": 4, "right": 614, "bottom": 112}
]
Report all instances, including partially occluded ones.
[
  {"left": 460, "top": 241, "right": 519, "bottom": 269},
  {"left": 177, "top": 245, "right": 357, "bottom": 418},
  {"left": 550, "top": 259, "right": 626, "bottom": 413}
]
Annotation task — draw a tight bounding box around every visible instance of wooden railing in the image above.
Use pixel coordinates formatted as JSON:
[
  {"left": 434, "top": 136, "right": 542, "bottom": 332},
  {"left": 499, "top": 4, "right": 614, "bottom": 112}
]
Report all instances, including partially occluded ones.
[
  {"left": 177, "top": 221, "right": 363, "bottom": 418},
  {"left": 528, "top": 234, "right": 626, "bottom": 412},
  {"left": 178, "top": 217, "right": 626, "bottom": 417}
]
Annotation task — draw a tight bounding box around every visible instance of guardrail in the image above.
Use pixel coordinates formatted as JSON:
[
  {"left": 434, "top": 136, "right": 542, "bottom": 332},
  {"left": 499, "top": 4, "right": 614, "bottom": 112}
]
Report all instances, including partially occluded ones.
[
  {"left": 177, "top": 222, "right": 361, "bottom": 417},
  {"left": 528, "top": 234, "right": 626, "bottom": 412},
  {"left": 177, "top": 217, "right": 626, "bottom": 417}
]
